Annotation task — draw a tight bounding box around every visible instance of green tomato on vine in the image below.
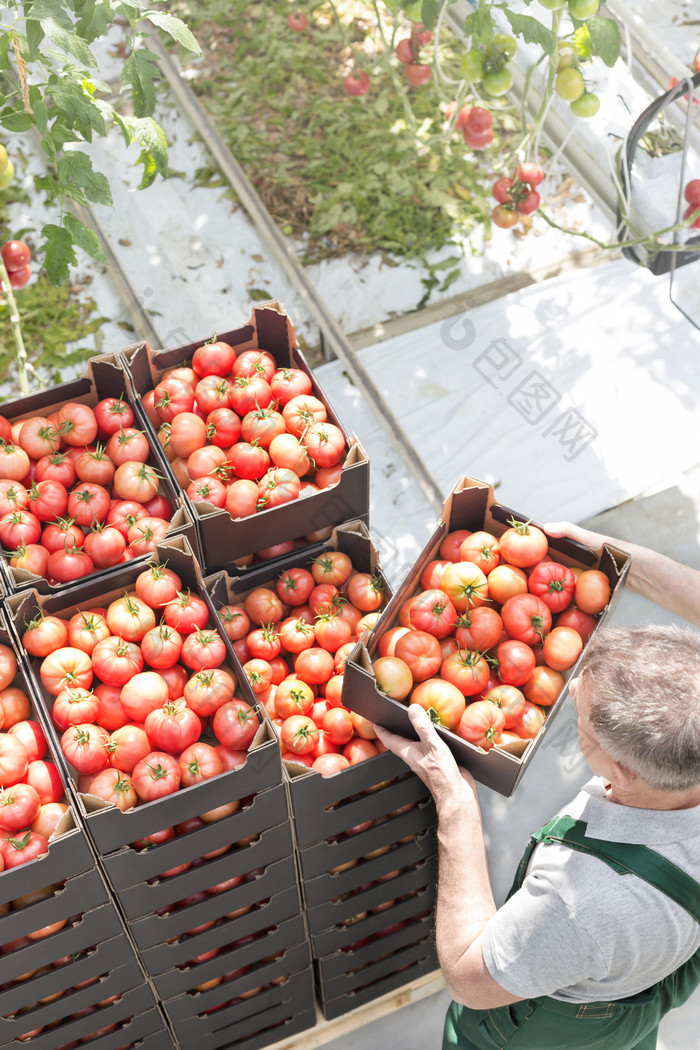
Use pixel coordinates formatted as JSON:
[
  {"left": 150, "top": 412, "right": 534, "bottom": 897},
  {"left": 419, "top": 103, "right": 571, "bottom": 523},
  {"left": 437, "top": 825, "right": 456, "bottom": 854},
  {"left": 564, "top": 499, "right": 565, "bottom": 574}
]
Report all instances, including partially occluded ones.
[
  {"left": 461, "top": 49, "right": 486, "bottom": 82},
  {"left": 568, "top": 0, "right": 599, "bottom": 18},
  {"left": 483, "top": 68, "right": 512, "bottom": 96},
  {"left": 555, "top": 67, "right": 585, "bottom": 100},
  {"left": 570, "top": 91, "right": 600, "bottom": 116},
  {"left": 538, "top": 0, "right": 568, "bottom": 9}
]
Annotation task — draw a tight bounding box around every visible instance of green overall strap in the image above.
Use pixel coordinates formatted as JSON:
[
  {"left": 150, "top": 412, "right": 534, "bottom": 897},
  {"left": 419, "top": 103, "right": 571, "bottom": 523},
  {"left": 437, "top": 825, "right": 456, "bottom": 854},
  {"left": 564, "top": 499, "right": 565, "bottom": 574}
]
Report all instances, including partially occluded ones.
[{"left": 530, "top": 815, "right": 700, "bottom": 925}]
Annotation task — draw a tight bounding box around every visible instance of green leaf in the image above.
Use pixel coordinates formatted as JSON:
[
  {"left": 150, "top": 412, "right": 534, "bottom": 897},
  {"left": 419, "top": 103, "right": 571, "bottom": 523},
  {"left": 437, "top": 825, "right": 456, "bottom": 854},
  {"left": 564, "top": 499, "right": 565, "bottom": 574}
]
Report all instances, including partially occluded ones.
[
  {"left": 64, "top": 213, "right": 107, "bottom": 263},
  {"left": 464, "top": 7, "right": 495, "bottom": 47},
  {"left": 0, "top": 109, "right": 34, "bottom": 132},
  {"left": 120, "top": 49, "right": 160, "bottom": 117},
  {"left": 503, "top": 10, "right": 557, "bottom": 56},
  {"left": 122, "top": 114, "right": 168, "bottom": 188},
  {"left": 40, "top": 223, "right": 77, "bottom": 285},
  {"left": 586, "top": 16, "right": 621, "bottom": 67},
  {"left": 25, "top": 0, "right": 72, "bottom": 27},
  {"left": 147, "top": 11, "right": 202, "bottom": 54},
  {"left": 58, "top": 151, "right": 113, "bottom": 206},
  {"left": 48, "top": 77, "right": 107, "bottom": 140},
  {"left": 31, "top": 97, "right": 48, "bottom": 135},
  {"left": 25, "top": 19, "right": 45, "bottom": 60},
  {"left": 73, "top": 0, "right": 112, "bottom": 42},
  {"left": 40, "top": 18, "right": 98, "bottom": 66},
  {"left": 248, "top": 287, "right": 272, "bottom": 302},
  {"left": 419, "top": 0, "right": 441, "bottom": 30}
]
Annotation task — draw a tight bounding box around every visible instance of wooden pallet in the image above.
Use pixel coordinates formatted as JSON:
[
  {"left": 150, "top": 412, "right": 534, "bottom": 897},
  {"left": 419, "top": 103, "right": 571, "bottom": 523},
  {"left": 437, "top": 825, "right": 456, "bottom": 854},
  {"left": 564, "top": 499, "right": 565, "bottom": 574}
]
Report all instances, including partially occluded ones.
[{"left": 268, "top": 970, "right": 447, "bottom": 1050}]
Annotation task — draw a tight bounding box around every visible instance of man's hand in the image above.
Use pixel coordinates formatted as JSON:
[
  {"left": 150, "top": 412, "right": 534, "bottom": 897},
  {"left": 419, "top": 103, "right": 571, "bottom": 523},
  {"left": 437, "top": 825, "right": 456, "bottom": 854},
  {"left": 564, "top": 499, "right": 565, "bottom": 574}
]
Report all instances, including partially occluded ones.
[
  {"left": 543, "top": 520, "right": 605, "bottom": 550},
  {"left": 374, "top": 704, "right": 477, "bottom": 811}
]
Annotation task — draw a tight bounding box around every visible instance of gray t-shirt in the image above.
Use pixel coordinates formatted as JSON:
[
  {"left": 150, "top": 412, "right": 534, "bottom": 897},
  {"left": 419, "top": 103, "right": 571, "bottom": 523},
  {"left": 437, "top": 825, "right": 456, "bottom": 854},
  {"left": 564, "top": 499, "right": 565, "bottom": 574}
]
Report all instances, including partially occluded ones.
[{"left": 481, "top": 777, "right": 700, "bottom": 1003}]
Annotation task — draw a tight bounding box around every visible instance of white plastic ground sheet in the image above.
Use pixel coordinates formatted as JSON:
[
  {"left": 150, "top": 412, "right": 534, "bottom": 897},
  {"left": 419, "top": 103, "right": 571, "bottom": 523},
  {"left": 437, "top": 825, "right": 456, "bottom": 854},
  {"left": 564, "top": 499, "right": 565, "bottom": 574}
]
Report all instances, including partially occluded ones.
[{"left": 314, "top": 256, "right": 700, "bottom": 586}]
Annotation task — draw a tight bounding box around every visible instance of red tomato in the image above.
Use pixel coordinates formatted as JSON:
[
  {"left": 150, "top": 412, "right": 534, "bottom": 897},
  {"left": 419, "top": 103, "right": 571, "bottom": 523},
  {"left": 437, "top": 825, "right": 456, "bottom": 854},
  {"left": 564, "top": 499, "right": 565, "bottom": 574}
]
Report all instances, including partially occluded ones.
[
  {"left": 346, "top": 572, "right": 385, "bottom": 613},
  {"left": 140, "top": 624, "right": 183, "bottom": 669},
  {"left": 94, "top": 396, "right": 135, "bottom": 436},
  {"left": 495, "top": 639, "right": 536, "bottom": 687},
  {"left": 107, "top": 724, "right": 151, "bottom": 773},
  {"left": 25, "top": 759, "right": 65, "bottom": 804},
  {"left": 179, "top": 742, "right": 224, "bottom": 787},
  {"left": 132, "top": 751, "right": 181, "bottom": 801},
  {"left": 31, "top": 800, "right": 68, "bottom": 838},
  {"left": 555, "top": 604, "right": 597, "bottom": 643},
  {"left": 212, "top": 699, "right": 261, "bottom": 750},
  {"left": 273, "top": 678, "right": 314, "bottom": 719},
  {"left": 40, "top": 647, "right": 93, "bottom": 695},
  {"left": 457, "top": 700, "right": 505, "bottom": 750},
  {"left": 498, "top": 521, "right": 548, "bottom": 567},
  {"left": 409, "top": 589, "right": 458, "bottom": 638},
  {"left": 542, "top": 625, "right": 583, "bottom": 671},
  {"left": 391, "top": 630, "right": 442, "bottom": 683},
  {"left": 22, "top": 614, "right": 69, "bottom": 658},
  {"left": 106, "top": 593, "right": 156, "bottom": 641},
  {"left": 312, "top": 753, "right": 350, "bottom": 775},
  {"left": 192, "top": 338, "right": 236, "bottom": 377},
  {"left": 574, "top": 570, "right": 610, "bottom": 614},
  {"left": 181, "top": 629, "right": 227, "bottom": 672},
  {"left": 0, "top": 782, "right": 42, "bottom": 831},
  {"left": 483, "top": 684, "right": 526, "bottom": 730},
  {"left": 0, "top": 686, "right": 31, "bottom": 727},
  {"left": 410, "top": 678, "right": 466, "bottom": 730},
  {"left": 1, "top": 830, "right": 49, "bottom": 868},
  {"left": 81, "top": 768, "right": 137, "bottom": 811},
  {"left": 522, "top": 665, "right": 565, "bottom": 707},
  {"left": 528, "top": 561, "right": 576, "bottom": 613},
  {"left": 52, "top": 688, "right": 99, "bottom": 730},
  {"left": 280, "top": 714, "right": 319, "bottom": 755},
  {"left": 55, "top": 402, "right": 98, "bottom": 446},
  {"left": 105, "top": 427, "right": 150, "bottom": 465},
  {"left": 342, "top": 738, "right": 379, "bottom": 764},
  {"left": 440, "top": 648, "right": 491, "bottom": 697},
  {"left": 501, "top": 594, "right": 552, "bottom": 645},
  {"left": 294, "top": 646, "right": 334, "bottom": 686},
  {"left": 120, "top": 671, "right": 169, "bottom": 722},
  {"left": 91, "top": 636, "right": 143, "bottom": 686},
  {"left": 184, "top": 668, "right": 236, "bottom": 718},
  {"left": 61, "top": 723, "right": 109, "bottom": 774},
  {"left": 0, "top": 508, "right": 42, "bottom": 548},
  {"left": 112, "top": 461, "right": 160, "bottom": 503},
  {"left": 145, "top": 699, "right": 202, "bottom": 753},
  {"left": 187, "top": 476, "right": 228, "bottom": 508},
  {"left": 372, "top": 656, "right": 413, "bottom": 700},
  {"left": 67, "top": 610, "right": 110, "bottom": 655},
  {"left": 511, "top": 700, "right": 546, "bottom": 739},
  {"left": 163, "top": 591, "right": 210, "bottom": 634}
]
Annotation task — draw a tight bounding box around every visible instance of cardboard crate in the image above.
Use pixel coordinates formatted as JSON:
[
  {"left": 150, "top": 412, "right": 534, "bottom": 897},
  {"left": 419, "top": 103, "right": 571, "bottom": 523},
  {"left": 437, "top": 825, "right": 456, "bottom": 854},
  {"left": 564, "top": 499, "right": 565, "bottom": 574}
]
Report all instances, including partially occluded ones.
[
  {"left": 158, "top": 936, "right": 311, "bottom": 1012},
  {"left": 305, "top": 856, "right": 437, "bottom": 937},
  {"left": 300, "top": 829, "right": 436, "bottom": 910},
  {"left": 296, "top": 796, "right": 436, "bottom": 881},
  {"left": 0, "top": 933, "right": 136, "bottom": 1034},
  {"left": 2, "top": 983, "right": 161, "bottom": 1050},
  {"left": 5, "top": 537, "right": 283, "bottom": 855},
  {"left": 0, "top": 893, "right": 123, "bottom": 989},
  {"left": 0, "top": 355, "right": 199, "bottom": 594},
  {"left": 310, "top": 882, "right": 436, "bottom": 957},
  {"left": 166, "top": 965, "right": 315, "bottom": 1050},
  {"left": 0, "top": 949, "right": 147, "bottom": 1046},
  {"left": 131, "top": 842, "right": 297, "bottom": 959},
  {"left": 120, "top": 302, "right": 370, "bottom": 571},
  {"left": 285, "top": 749, "right": 430, "bottom": 850},
  {"left": 318, "top": 941, "right": 439, "bottom": 1021},
  {"left": 343, "top": 474, "right": 631, "bottom": 797},
  {"left": 314, "top": 912, "right": 435, "bottom": 992}
]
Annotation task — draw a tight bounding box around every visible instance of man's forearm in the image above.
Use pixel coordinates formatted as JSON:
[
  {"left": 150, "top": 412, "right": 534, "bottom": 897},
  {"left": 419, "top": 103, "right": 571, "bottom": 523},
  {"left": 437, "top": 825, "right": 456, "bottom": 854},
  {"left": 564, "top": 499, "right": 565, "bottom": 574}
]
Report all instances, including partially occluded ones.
[{"left": 434, "top": 795, "right": 497, "bottom": 993}]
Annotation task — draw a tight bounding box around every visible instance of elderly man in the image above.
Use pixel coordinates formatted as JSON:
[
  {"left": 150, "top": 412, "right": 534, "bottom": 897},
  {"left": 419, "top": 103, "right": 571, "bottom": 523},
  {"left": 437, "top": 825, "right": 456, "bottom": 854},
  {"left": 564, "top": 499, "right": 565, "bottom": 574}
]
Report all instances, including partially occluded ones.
[{"left": 376, "top": 527, "right": 700, "bottom": 1050}]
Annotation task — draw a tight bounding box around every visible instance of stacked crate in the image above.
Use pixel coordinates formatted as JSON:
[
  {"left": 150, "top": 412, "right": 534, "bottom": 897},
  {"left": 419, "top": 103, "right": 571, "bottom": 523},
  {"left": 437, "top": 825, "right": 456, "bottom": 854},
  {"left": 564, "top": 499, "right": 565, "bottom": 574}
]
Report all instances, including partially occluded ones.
[
  {"left": 5, "top": 539, "right": 313, "bottom": 1050},
  {"left": 0, "top": 611, "right": 167, "bottom": 1050},
  {"left": 205, "top": 522, "right": 440, "bottom": 1020}
]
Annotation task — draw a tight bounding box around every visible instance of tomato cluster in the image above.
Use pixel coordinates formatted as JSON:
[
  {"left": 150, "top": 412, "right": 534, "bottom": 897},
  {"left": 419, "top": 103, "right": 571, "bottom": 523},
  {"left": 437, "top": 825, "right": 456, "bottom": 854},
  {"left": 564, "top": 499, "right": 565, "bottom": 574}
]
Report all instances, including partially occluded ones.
[
  {"left": 0, "top": 397, "right": 174, "bottom": 584},
  {"left": 683, "top": 179, "right": 700, "bottom": 229},
  {"left": 395, "top": 23, "right": 433, "bottom": 87},
  {"left": 371, "top": 520, "right": 609, "bottom": 751},
  {"left": 216, "top": 549, "right": 388, "bottom": 775},
  {"left": 461, "top": 33, "right": 517, "bottom": 99},
  {"left": 144, "top": 341, "right": 348, "bottom": 525},
  {"left": 445, "top": 102, "right": 494, "bottom": 151},
  {"left": 1, "top": 238, "right": 32, "bottom": 290},
  {"left": 491, "top": 163, "right": 544, "bottom": 230},
  {"left": 0, "top": 643, "right": 69, "bottom": 871},
  {"left": 23, "top": 564, "right": 262, "bottom": 809},
  {"left": 191, "top": 929, "right": 292, "bottom": 1004}
]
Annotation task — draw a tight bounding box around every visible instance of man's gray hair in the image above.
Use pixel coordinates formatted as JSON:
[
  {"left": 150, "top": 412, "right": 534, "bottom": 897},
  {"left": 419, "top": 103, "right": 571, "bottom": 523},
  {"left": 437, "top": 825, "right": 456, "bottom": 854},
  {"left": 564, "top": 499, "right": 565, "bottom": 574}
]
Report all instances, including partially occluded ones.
[{"left": 579, "top": 623, "right": 700, "bottom": 792}]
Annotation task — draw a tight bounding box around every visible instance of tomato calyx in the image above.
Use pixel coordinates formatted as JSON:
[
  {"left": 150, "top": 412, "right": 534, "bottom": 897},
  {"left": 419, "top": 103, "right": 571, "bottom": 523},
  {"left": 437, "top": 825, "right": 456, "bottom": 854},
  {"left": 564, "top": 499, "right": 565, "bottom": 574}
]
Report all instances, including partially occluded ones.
[
  {"left": 146, "top": 761, "right": 172, "bottom": 782},
  {"left": 506, "top": 516, "right": 535, "bottom": 535},
  {"left": 5, "top": 830, "right": 32, "bottom": 851}
]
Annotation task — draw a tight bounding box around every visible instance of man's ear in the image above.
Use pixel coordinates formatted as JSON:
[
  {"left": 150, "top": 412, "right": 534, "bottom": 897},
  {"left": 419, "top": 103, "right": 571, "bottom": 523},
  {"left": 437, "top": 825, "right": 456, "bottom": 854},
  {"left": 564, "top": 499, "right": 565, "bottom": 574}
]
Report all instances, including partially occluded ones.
[{"left": 610, "top": 758, "right": 637, "bottom": 791}]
